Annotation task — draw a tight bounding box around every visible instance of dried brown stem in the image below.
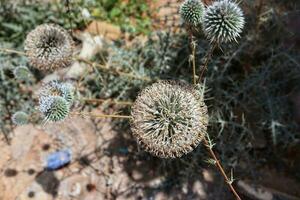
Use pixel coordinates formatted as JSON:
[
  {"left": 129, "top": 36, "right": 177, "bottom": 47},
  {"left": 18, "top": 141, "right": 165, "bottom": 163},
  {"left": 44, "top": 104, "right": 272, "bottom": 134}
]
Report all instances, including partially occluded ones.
[
  {"left": 202, "top": 137, "right": 242, "bottom": 200},
  {"left": 0, "top": 48, "right": 26, "bottom": 55},
  {"left": 73, "top": 111, "right": 132, "bottom": 119},
  {"left": 82, "top": 98, "right": 133, "bottom": 106},
  {"left": 198, "top": 42, "right": 217, "bottom": 82},
  {"left": 191, "top": 37, "right": 197, "bottom": 85},
  {"left": 76, "top": 57, "right": 152, "bottom": 82}
]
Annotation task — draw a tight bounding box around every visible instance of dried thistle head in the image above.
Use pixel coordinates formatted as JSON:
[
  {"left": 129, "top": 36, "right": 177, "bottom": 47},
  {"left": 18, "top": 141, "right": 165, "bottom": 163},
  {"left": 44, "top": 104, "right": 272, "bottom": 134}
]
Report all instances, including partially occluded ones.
[
  {"left": 11, "top": 111, "right": 29, "bottom": 125},
  {"left": 24, "top": 24, "right": 74, "bottom": 71},
  {"left": 131, "top": 81, "right": 208, "bottom": 158},
  {"left": 40, "top": 81, "right": 74, "bottom": 104},
  {"left": 180, "top": 0, "right": 205, "bottom": 27},
  {"left": 39, "top": 96, "right": 70, "bottom": 122},
  {"left": 203, "top": 0, "right": 245, "bottom": 43}
]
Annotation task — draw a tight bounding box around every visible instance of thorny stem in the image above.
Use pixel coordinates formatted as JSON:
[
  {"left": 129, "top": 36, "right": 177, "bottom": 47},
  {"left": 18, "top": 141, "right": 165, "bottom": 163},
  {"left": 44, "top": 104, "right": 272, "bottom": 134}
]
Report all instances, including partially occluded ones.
[
  {"left": 198, "top": 42, "right": 217, "bottom": 82},
  {"left": 190, "top": 36, "right": 197, "bottom": 85},
  {"left": 0, "top": 48, "right": 25, "bottom": 55},
  {"left": 202, "top": 137, "right": 242, "bottom": 200},
  {"left": 187, "top": 27, "right": 198, "bottom": 85},
  {"left": 82, "top": 98, "right": 133, "bottom": 106},
  {"left": 189, "top": 37, "right": 241, "bottom": 199},
  {"left": 73, "top": 111, "right": 132, "bottom": 119}
]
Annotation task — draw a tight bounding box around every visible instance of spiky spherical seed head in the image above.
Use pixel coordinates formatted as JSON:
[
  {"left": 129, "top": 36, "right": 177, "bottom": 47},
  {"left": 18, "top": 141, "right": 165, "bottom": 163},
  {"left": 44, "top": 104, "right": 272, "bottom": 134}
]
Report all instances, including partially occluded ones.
[
  {"left": 203, "top": 0, "right": 245, "bottom": 43},
  {"left": 11, "top": 111, "right": 29, "bottom": 125},
  {"left": 180, "top": 0, "right": 205, "bottom": 26},
  {"left": 131, "top": 81, "right": 208, "bottom": 158},
  {"left": 40, "top": 81, "right": 74, "bottom": 104},
  {"left": 24, "top": 24, "right": 74, "bottom": 71},
  {"left": 39, "top": 96, "right": 69, "bottom": 122},
  {"left": 13, "top": 66, "right": 31, "bottom": 81}
]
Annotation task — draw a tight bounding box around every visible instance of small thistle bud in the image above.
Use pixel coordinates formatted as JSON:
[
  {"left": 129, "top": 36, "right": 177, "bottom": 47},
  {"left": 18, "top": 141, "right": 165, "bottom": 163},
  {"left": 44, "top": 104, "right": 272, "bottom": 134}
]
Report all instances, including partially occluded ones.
[
  {"left": 39, "top": 96, "right": 70, "bottom": 122},
  {"left": 203, "top": 0, "right": 245, "bottom": 43},
  {"left": 13, "top": 66, "right": 31, "bottom": 81},
  {"left": 40, "top": 81, "right": 74, "bottom": 104},
  {"left": 11, "top": 111, "right": 29, "bottom": 125},
  {"left": 131, "top": 81, "right": 208, "bottom": 158},
  {"left": 24, "top": 24, "right": 74, "bottom": 71},
  {"left": 180, "top": 0, "right": 205, "bottom": 26}
]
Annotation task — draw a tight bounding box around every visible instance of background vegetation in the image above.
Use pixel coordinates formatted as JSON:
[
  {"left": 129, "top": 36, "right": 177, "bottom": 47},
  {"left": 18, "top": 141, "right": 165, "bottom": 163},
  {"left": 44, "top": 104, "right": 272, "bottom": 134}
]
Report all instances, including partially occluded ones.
[{"left": 0, "top": 0, "right": 299, "bottom": 199}]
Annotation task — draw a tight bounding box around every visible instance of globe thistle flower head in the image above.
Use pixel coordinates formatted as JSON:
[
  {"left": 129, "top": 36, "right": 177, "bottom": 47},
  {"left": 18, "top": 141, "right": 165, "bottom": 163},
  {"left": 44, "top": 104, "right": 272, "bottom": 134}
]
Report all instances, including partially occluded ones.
[
  {"left": 203, "top": 0, "right": 245, "bottom": 43},
  {"left": 24, "top": 24, "right": 74, "bottom": 71},
  {"left": 131, "top": 81, "right": 208, "bottom": 158},
  {"left": 40, "top": 81, "right": 74, "bottom": 104},
  {"left": 13, "top": 66, "right": 31, "bottom": 81},
  {"left": 39, "top": 96, "right": 70, "bottom": 122},
  {"left": 12, "top": 111, "right": 29, "bottom": 125},
  {"left": 180, "top": 0, "right": 205, "bottom": 26}
]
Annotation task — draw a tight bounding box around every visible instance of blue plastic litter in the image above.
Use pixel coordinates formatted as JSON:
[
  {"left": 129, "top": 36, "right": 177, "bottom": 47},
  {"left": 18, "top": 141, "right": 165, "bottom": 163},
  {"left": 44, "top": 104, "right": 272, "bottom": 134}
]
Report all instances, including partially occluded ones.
[{"left": 45, "top": 149, "right": 72, "bottom": 170}]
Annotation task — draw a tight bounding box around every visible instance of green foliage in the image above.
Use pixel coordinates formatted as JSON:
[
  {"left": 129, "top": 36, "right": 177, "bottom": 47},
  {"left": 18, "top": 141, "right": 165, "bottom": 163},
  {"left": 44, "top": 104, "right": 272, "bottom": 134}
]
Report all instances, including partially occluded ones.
[
  {"left": 0, "top": 1, "right": 85, "bottom": 45},
  {"left": 84, "top": 0, "right": 152, "bottom": 34},
  {"left": 80, "top": 31, "right": 188, "bottom": 102},
  {"left": 0, "top": 66, "right": 36, "bottom": 138}
]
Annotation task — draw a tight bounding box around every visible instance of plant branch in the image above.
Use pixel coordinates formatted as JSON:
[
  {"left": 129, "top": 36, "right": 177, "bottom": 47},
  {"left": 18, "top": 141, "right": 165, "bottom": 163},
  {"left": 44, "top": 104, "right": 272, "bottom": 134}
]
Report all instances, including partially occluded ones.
[
  {"left": 0, "top": 48, "right": 26, "bottom": 55},
  {"left": 202, "top": 136, "right": 242, "bottom": 200},
  {"left": 82, "top": 98, "right": 133, "bottom": 106},
  {"left": 75, "top": 57, "right": 152, "bottom": 82},
  {"left": 190, "top": 36, "right": 197, "bottom": 85},
  {"left": 72, "top": 111, "right": 132, "bottom": 119},
  {"left": 198, "top": 42, "right": 217, "bottom": 82}
]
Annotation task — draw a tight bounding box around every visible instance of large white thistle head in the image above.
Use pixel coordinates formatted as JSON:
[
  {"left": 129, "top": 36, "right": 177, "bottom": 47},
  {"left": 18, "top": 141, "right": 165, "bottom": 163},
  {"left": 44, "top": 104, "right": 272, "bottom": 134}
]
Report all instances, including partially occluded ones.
[
  {"left": 180, "top": 0, "right": 205, "bottom": 27},
  {"left": 24, "top": 24, "right": 74, "bottom": 71},
  {"left": 131, "top": 81, "right": 208, "bottom": 158},
  {"left": 203, "top": 0, "right": 245, "bottom": 43}
]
